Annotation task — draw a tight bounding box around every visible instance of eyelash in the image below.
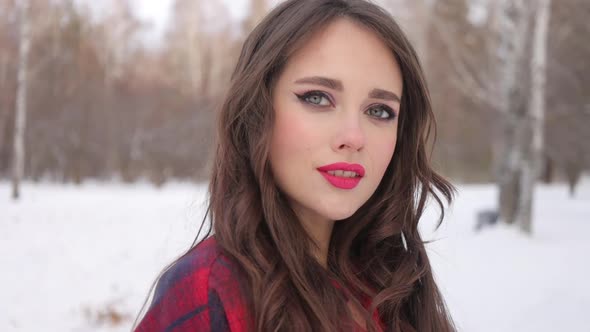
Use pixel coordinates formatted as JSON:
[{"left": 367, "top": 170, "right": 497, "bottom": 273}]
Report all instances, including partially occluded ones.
[
  {"left": 295, "top": 90, "right": 397, "bottom": 121},
  {"left": 295, "top": 90, "right": 334, "bottom": 107}
]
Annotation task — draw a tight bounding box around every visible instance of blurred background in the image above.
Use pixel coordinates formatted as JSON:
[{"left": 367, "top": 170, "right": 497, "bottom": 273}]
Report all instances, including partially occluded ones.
[{"left": 1, "top": 0, "right": 588, "bottom": 331}]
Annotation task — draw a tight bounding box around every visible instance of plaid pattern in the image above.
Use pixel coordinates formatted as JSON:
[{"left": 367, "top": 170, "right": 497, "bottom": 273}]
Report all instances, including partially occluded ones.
[{"left": 134, "top": 236, "right": 387, "bottom": 331}]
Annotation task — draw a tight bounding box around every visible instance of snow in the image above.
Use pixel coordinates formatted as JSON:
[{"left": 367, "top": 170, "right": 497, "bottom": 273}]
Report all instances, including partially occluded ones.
[
  {"left": 1, "top": 179, "right": 589, "bottom": 332},
  {"left": 419, "top": 180, "right": 590, "bottom": 331}
]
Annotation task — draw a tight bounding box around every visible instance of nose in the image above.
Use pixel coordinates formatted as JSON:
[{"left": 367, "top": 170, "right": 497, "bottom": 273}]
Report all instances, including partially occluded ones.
[{"left": 332, "top": 111, "right": 366, "bottom": 152}]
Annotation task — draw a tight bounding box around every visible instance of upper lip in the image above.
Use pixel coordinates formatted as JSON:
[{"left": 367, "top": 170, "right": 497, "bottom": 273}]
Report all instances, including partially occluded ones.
[{"left": 317, "top": 162, "right": 365, "bottom": 177}]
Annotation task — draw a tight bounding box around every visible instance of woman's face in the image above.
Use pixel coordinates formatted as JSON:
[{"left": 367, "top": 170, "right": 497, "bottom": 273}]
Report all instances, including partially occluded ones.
[{"left": 269, "top": 18, "right": 403, "bottom": 225}]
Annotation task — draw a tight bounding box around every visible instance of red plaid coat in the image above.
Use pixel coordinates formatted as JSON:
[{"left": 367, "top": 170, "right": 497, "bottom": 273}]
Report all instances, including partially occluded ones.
[{"left": 135, "top": 236, "right": 390, "bottom": 331}]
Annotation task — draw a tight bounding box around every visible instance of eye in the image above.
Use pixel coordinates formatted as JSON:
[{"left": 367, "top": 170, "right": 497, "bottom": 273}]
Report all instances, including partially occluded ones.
[
  {"left": 365, "top": 104, "right": 396, "bottom": 121},
  {"left": 295, "top": 91, "right": 332, "bottom": 107}
]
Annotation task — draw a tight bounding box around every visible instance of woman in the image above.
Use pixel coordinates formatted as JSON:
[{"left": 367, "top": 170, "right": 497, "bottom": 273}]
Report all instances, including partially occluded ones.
[{"left": 135, "top": 0, "right": 455, "bottom": 331}]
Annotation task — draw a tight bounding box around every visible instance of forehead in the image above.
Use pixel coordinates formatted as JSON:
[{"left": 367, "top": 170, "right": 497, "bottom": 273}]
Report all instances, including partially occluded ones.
[{"left": 280, "top": 18, "right": 403, "bottom": 95}]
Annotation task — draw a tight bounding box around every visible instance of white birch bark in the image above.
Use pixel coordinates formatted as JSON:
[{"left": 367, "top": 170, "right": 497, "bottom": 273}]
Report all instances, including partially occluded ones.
[
  {"left": 518, "top": 0, "right": 552, "bottom": 234},
  {"left": 12, "top": 0, "right": 30, "bottom": 200},
  {"left": 492, "top": 0, "right": 531, "bottom": 225}
]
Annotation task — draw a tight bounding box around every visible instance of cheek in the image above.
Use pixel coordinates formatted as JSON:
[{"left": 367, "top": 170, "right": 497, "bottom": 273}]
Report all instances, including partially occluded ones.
[
  {"left": 386, "top": 136, "right": 397, "bottom": 158},
  {"left": 370, "top": 132, "right": 398, "bottom": 174},
  {"left": 271, "top": 108, "right": 323, "bottom": 156}
]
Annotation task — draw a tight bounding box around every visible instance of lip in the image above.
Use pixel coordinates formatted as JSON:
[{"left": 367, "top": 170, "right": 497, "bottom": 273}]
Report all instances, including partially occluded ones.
[{"left": 317, "top": 162, "right": 365, "bottom": 189}]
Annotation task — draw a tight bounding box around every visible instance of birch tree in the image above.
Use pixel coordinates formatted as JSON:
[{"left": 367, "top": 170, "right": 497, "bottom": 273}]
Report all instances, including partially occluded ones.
[
  {"left": 11, "top": 0, "right": 30, "bottom": 200},
  {"left": 425, "top": 0, "right": 553, "bottom": 233},
  {"left": 430, "top": 0, "right": 537, "bottom": 230},
  {"left": 488, "top": 0, "right": 553, "bottom": 234},
  {"left": 491, "top": 0, "right": 533, "bottom": 227},
  {"left": 518, "top": 0, "right": 552, "bottom": 233}
]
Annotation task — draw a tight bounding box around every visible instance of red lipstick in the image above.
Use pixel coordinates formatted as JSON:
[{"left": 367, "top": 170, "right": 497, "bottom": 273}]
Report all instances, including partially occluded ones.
[{"left": 317, "top": 162, "right": 365, "bottom": 189}]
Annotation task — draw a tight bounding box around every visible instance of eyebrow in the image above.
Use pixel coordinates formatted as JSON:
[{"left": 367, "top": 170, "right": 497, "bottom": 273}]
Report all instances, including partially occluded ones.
[
  {"left": 294, "top": 76, "right": 401, "bottom": 103},
  {"left": 295, "top": 76, "right": 343, "bottom": 91}
]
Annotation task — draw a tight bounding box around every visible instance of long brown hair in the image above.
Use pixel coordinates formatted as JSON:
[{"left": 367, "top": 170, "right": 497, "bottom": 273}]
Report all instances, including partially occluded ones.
[{"left": 167, "top": 0, "right": 454, "bottom": 331}]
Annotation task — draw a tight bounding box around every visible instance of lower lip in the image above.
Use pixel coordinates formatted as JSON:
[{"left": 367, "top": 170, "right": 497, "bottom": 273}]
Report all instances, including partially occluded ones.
[{"left": 318, "top": 171, "right": 362, "bottom": 189}]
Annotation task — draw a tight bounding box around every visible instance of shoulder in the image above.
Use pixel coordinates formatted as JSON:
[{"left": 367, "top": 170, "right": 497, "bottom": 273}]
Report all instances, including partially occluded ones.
[
  {"left": 135, "top": 236, "right": 249, "bottom": 332},
  {"left": 151, "top": 236, "right": 226, "bottom": 305}
]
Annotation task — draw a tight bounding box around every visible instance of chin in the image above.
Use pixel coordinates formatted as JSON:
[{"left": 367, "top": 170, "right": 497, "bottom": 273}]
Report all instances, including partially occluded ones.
[{"left": 323, "top": 206, "right": 359, "bottom": 221}]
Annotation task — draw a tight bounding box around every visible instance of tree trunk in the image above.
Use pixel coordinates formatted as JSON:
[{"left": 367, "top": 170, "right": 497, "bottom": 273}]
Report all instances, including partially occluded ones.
[
  {"left": 518, "top": 0, "right": 551, "bottom": 234},
  {"left": 565, "top": 161, "right": 581, "bottom": 198},
  {"left": 493, "top": 0, "right": 531, "bottom": 225},
  {"left": 12, "top": 0, "right": 30, "bottom": 200},
  {"left": 541, "top": 156, "right": 554, "bottom": 183}
]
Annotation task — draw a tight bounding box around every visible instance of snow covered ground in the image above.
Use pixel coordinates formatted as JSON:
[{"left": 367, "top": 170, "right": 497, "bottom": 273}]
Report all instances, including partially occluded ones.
[{"left": 1, "top": 179, "right": 589, "bottom": 332}]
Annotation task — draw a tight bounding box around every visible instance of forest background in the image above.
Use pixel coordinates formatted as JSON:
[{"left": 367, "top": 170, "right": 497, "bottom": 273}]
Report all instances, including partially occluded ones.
[{"left": 1, "top": 0, "right": 588, "bottom": 228}]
